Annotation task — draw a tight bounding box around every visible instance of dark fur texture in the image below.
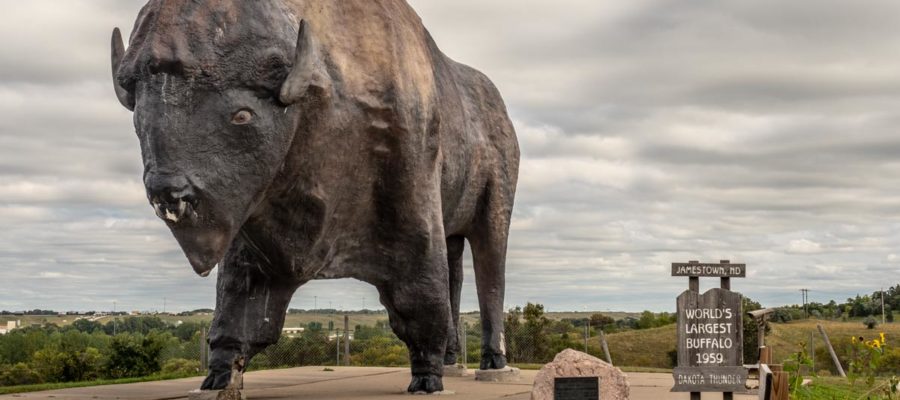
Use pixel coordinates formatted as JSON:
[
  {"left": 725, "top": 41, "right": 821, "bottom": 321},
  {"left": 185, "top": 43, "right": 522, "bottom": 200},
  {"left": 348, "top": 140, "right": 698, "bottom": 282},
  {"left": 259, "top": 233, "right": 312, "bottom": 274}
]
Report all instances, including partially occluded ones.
[{"left": 111, "top": 0, "right": 519, "bottom": 393}]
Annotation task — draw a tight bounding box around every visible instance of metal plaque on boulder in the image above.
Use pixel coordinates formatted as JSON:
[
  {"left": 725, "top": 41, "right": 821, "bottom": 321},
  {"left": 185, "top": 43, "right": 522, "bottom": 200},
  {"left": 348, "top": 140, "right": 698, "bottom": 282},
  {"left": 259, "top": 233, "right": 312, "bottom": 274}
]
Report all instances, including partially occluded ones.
[
  {"left": 673, "top": 288, "right": 746, "bottom": 392},
  {"left": 554, "top": 377, "right": 599, "bottom": 400}
]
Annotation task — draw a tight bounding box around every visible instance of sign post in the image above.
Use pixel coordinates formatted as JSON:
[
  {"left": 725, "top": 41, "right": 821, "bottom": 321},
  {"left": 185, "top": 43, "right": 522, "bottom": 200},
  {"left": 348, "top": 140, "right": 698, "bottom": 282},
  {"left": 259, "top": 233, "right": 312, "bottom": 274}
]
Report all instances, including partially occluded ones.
[{"left": 672, "top": 260, "right": 747, "bottom": 400}]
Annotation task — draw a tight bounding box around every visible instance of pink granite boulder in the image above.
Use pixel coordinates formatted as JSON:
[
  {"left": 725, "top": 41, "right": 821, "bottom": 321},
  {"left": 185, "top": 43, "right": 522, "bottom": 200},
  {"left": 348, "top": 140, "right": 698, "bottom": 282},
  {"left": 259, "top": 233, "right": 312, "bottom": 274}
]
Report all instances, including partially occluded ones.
[{"left": 531, "top": 349, "right": 629, "bottom": 400}]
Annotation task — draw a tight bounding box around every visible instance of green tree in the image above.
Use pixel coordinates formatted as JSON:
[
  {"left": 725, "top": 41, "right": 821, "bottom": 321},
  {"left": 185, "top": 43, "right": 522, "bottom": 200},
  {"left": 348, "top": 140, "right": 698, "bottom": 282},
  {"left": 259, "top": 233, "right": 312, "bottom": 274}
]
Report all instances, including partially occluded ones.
[
  {"left": 104, "top": 332, "right": 167, "bottom": 378},
  {"left": 71, "top": 319, "right": 104, "bottom": 334},
  {"left": 742, "top": 297, "right": 768, "bottom": 364}
]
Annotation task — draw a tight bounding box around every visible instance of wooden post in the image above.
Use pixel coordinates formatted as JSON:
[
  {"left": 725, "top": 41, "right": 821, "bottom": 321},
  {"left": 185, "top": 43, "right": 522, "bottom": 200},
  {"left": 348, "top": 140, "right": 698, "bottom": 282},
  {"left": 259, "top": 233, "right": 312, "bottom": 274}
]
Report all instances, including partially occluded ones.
[
  {"left": 759, "top": 346, "right": 772, "bottom": 365},
  {"left": 769, "top": 365, "right": 789, "bottom": 400},
  {"left": 720, "top": 261, "right": 733, "bottom": 400},
  {"left": 600, "top": 330, "right": 613, "bottom": 365},
  {"left": 816, "top": 324, "right": 846, "bottom": 377},
  {"left": 690, "top": 262, "right": 700, "bottom": 400}
]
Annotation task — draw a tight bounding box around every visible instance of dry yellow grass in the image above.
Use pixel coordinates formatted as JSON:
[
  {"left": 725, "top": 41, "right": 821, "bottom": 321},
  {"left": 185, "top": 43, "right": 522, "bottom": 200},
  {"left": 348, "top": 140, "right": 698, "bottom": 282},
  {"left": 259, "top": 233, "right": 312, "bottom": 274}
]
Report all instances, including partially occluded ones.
[{"left": 765, "top": 319, "right": 900, "bottom": 367}]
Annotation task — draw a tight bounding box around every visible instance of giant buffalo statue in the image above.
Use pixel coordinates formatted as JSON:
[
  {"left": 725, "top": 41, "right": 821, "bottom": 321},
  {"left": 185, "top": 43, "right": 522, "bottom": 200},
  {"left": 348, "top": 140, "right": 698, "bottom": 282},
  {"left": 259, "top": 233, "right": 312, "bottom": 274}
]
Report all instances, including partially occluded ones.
[{"left": 110, "top": 0, "right": 518, "bottom": 393}]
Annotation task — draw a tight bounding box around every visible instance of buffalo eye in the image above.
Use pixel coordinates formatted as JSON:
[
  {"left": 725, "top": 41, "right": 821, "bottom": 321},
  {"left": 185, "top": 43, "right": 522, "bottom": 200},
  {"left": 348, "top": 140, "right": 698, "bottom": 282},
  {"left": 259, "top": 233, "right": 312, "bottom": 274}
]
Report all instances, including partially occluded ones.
[{"left": 231, "top": 110, "right": 253, "bottom": 125}]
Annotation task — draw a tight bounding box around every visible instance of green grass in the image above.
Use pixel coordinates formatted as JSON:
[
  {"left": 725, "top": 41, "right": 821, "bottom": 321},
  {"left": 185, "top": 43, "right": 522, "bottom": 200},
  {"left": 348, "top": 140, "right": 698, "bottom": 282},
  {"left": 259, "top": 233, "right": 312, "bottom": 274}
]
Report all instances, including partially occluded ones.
[
  {"left": 592, "top": 324, "right": 677, "bottom": 369},
  {"left": 0, "top": 372, "right": 202, "bottom": 395},
  {"left": 792, "top": 377, "right": 896, "bottom": 400}
]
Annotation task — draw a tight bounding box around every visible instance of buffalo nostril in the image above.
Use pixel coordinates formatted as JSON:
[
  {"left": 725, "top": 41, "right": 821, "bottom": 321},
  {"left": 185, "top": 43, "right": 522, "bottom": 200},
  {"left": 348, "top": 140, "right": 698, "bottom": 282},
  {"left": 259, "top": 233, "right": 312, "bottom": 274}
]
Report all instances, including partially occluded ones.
[
  {"left": 145, "top": 175, "right": 196, "bottom": 224},
  {"left": 152, "top": 198, "right": 190, "bottom": 224}
]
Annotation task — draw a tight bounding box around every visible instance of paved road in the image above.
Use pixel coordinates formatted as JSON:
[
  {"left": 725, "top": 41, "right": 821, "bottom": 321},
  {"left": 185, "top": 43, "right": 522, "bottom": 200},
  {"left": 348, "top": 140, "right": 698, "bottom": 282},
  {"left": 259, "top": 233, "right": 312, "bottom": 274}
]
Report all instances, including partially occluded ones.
[{"left": 0, "top": 367, "right": 756, "bottom": 400}]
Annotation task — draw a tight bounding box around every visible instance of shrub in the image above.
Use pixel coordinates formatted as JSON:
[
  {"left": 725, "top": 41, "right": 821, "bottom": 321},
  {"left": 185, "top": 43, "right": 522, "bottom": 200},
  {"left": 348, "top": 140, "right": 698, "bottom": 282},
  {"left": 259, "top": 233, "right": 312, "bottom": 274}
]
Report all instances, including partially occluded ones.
[
  {"left": 30, "top": 349, "right": 66, "bottom": 382},
  {"left": 352, "top": 336, "right": 408, "bottom": 367},
  {"left": 864, "top": 317, "right": 878, "bottom": 329},
  {"left": 104, "top": 333, "right": 167, "bottom": 378},
  {"left": 877, "top": 347, "right": 900, "bottom": 374},
  {"left": 0, "top": 363, "right": 42, "bottom": 386}
]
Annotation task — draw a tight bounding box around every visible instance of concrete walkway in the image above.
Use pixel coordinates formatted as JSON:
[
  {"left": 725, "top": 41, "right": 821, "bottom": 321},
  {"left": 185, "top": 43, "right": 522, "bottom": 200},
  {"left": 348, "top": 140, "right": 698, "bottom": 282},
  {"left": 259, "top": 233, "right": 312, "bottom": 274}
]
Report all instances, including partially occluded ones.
[{"left": 1, "top": 367, "right": 756, "bottom": 400}]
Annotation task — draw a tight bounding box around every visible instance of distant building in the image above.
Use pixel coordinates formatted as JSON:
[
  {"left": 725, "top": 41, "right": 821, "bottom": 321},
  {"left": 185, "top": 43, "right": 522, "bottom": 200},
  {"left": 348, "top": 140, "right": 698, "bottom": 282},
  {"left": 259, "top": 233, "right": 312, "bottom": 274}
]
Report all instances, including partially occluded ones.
[
  {"left": 327, "top": 332, "right": 354, "bottom": 341},
  {"left": 0, "top": 320, "right": 21, "bottom": 335},
  {"left": 282, "top": 327, "right": 305, "bottom": 337}
]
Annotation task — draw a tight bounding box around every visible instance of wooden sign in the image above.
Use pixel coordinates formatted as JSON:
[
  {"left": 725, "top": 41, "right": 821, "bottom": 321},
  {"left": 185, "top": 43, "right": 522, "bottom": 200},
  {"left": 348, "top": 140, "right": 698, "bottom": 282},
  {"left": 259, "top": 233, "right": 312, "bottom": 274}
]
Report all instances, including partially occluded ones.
[
  {"left": 554, "top": 377, "right": 599, "bottom": 400},
  {"left": 758, "top": 364, "right": 773, "bottom": 400},
  {"left": 673, "top": 288, "right": 746, "bottom": 392},
  {"left": 672, "top": 262, "right": 746, "bottom": 278}
]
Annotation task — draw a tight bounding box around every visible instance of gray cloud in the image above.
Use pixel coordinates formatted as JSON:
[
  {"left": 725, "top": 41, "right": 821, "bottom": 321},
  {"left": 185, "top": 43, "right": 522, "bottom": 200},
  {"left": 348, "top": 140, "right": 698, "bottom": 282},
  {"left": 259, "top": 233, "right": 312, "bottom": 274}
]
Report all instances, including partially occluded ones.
[{"left": 1, "top": 0, "right": 899, "bottom": 313}]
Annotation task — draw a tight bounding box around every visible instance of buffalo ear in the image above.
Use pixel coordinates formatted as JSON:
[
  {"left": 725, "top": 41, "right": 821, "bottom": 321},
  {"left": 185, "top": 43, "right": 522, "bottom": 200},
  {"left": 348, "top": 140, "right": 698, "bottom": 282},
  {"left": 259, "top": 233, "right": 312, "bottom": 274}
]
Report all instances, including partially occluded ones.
[
  {"left": 111, "top": 28, "right": 135, "bottom": 111},
  {"left": 279, "top": 20, "right": 332, "bottom": 105}
]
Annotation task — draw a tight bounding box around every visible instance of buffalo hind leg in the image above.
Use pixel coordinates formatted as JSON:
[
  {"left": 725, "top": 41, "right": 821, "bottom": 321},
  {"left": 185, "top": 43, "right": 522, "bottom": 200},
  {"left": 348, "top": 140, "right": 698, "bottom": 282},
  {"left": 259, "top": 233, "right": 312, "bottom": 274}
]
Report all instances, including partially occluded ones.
[
  {"left": 444, "top": 235, "right": 465, "bottom": 365},
  {"left": 469, "top": 183, "right": 514, "bottom": 370},
  {"left": 201, "top": 241, "right": 299, "bottom": 390},
  {"left": 379, "top": 276, "right": 452, "bottom": 393}
]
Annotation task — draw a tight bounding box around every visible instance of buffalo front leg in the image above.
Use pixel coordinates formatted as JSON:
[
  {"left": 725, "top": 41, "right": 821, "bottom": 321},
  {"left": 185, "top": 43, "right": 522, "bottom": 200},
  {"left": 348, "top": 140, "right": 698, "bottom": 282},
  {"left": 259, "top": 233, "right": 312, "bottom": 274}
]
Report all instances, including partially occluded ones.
[
  {"left": 444, "top": 235, "right": 465, "bottom": 365},
  {"left": 379, "top": 271, "right": 452, "bottom": 393},
  {"left": 201, "top": 243, "right": 299, "bottom": 390}
]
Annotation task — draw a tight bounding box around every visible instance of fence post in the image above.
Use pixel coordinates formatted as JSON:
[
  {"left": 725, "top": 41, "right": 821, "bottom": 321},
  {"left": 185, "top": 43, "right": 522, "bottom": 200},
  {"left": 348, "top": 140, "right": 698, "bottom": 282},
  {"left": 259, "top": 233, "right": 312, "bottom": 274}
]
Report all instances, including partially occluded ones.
[
  {"left": 809, "top": 331, "right": 814, "bottom": 374},
  {"left": 462, "top": 322, "right": 468, "bottom": 365},
  {"left": 817, "top": 324, "right": 846, "bottom": 377},
  {"left": 584, "top": 318, "right": 589, "bottom": 353},
  {"left": 600, "top": 330, "right": 612, "bottom": 365},
  {"left": 343, "top": 315, "right": 350, "bottom": 366},
  {"left": 200, "top": 325, "right": 208, "bottom": 372}
]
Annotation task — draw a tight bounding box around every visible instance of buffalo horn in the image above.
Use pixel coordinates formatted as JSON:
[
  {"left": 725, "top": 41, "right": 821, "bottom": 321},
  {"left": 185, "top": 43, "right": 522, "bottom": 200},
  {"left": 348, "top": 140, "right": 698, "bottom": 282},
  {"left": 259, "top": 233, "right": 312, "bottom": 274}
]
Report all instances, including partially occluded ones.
[
  {"left": 279, "top": 20, "right": 331, "bottom": 105},
  {"left": 111, "top": 27, "right": 135, "bottom": 111}
]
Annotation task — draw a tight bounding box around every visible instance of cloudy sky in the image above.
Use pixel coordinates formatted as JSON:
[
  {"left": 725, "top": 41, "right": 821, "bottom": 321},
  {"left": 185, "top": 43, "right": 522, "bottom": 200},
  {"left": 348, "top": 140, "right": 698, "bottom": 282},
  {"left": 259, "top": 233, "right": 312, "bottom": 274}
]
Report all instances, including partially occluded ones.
[{"left": 3, "top": 0, "right": 900, "bottom": 313}]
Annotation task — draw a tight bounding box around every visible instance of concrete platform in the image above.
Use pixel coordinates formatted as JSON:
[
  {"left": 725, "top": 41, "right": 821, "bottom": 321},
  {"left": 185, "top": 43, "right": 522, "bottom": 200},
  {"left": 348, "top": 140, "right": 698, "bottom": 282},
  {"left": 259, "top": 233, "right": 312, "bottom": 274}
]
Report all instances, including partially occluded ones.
[{"left": 0, "top": 367, "right": 756, "bottom": 400}]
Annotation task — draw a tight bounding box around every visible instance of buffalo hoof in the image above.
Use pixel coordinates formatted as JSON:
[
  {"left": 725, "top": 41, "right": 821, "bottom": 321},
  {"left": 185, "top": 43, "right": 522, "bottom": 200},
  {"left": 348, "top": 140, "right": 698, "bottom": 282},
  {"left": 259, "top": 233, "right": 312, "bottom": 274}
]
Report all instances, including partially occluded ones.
[
  {"left": 201, "top": 349, "right": 241, "bottom": 390},
  {"left": 200, "top": 368, "right": 231, "bottom": 390},
  {"left": 407, "top": 373, "right": 444, "bottom": 393},
  {"left": 479, "top": 353, "right": 507, "bottom": 370},
  {"left": 443, "top": 351, "right": 458, "bottom": 366}
]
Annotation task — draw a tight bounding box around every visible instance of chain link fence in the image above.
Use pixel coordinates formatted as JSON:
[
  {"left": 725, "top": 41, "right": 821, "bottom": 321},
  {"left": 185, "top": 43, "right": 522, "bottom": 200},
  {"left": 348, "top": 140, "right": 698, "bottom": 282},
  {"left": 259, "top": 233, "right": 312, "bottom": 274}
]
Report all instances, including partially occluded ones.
[{"left": 176, "top": 316, "right": 612, "bottom": 371}]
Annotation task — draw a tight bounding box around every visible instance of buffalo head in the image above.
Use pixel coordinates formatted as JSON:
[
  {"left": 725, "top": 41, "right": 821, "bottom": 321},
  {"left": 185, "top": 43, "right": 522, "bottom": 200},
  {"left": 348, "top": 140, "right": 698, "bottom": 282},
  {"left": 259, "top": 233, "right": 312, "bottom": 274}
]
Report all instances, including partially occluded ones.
[{"left": 110, "top": 1, "right": 330, "bottom": 276}]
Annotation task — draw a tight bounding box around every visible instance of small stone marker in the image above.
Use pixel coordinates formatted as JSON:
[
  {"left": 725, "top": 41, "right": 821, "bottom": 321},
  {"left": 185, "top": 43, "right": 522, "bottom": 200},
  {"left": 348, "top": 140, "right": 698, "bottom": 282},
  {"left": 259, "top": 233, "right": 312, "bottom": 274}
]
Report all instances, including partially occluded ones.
[
  {"left": 554, "top": 377, "right": 599, "bottom": 400},
  {"left": 531, "top": 349, "right": 629, "bottom": 400}
]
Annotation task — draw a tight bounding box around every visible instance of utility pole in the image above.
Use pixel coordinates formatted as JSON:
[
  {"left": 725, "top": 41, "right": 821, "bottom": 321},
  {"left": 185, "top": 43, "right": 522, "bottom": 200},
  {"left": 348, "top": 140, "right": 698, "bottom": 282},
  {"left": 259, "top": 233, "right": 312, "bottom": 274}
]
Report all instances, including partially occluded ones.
[
  {"left": 882, "top": 288, "right": 886, "bottom": 325},
  {"left": 113, "top": 301, "right": 117, "bottom": 335},
  {"left": 800, "top": 289, "right": 809, "bottom": 319}
]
